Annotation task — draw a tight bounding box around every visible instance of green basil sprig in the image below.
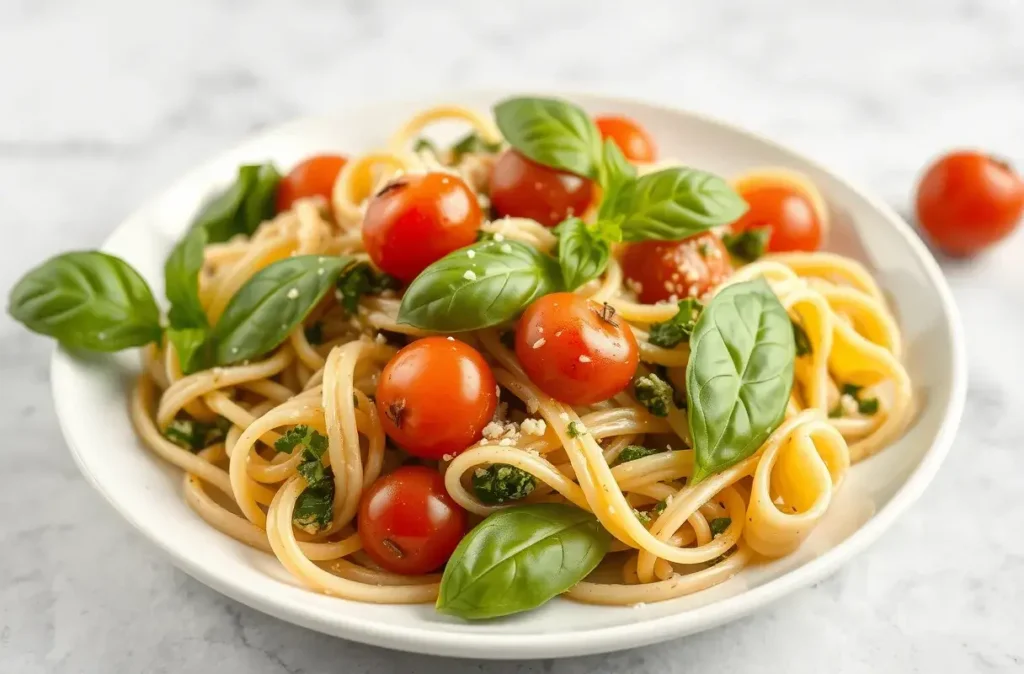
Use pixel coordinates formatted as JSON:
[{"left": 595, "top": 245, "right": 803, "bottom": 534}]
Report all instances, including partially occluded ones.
[
  {"left": 7, "top": 251, "right": 162, "bottom": 351},
  {"left": 193, "top": 163, "right": 281, "bottom": 244},
  {"left": 494, "top": 97, "right": 603, "bottom": 180},
  {"left": 722, "top": 226, "right": 770, "bottom": 263},
  {"left": 436, "top": 503, "right": 610, "bottom": 620},
  {"left": 211, "top": 255, "right": 349, "bottom": 365},
  {"left": 597, "top": 138, "right": 637, "bottom": 215},
  {"left": 554, "top": 218, "right": 620, "bottom": 291},
  {"left": 686, "top": 278, "right": 795, "bottom": 483},
  {"left": 398, "top": 239, "right": 561, "bottom": 332}
]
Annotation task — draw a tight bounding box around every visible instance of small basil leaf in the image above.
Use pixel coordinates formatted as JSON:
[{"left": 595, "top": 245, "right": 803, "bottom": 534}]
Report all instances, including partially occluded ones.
[
  {"left": 611, "top": 167, "right": 749, "bottom": 242},
  {"left": 241, "top": 163, "right": 282, "bottom": 236},
  {"left": 687, "top": 278, "right": 795, "bottom": 483},
  {"left": 597, "top": 139, "right": 637, "bottom": 219},
  {"left": 192, "top": 163, "right": 279, "bottom": 244},
  {"left": 211, "top": 255, "right": 348, "bottom": 365},
  {"left": 450, "top": 131, "right": 502, "bottom": 163},
  {"left": 555, "top": 218, "right": 612, "bottom": 291},
  {"left": 494, "top": 97, "right": 602, "bottom": 179},
  {"left": 165, "top": 226, "right": 208, "bottom": 329},
  {"left": 722, "top": 226, "right": 770, "bottom": 263},
  {"left": 648, "top": 298, "right": 704, "bottom": 348},
  {"left": 397, "top": 240, "right": 562, "bottom": 332},
  {"left": 436, "top": 503, "right": 610, "bottom": 620},
  {"left": 167, "top": 326, "right": 210, "bottom": 374},
  {"left": 792, "top": 319, "right": 812, "bottom": 357},
  {"left": 8, "top": 251, "right": 162, "bottom": 351}
]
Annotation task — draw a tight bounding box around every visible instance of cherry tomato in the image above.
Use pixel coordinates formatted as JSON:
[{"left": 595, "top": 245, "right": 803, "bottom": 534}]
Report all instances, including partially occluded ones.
[
  {"left": 358, "top": 466, "right": 466, "bottom": 575},
  {"left": 915, "top": 150, "right": 1024, "bottom": 257},
  {"left": 489, "top": 149, "right": 595, "bottom": 227},
  {"left": 276, "top": 154, "right": 347, "bottom": 212},
  {"left": 595, "top": 115, "right": 657, "bottom": 163},
  {"left": 376, "top": 337, "right": 497, "bottom": 460},
  {"left": 363, "top": 173, "right": 483, "bottom": 282},
  {"left": 515, "top": 293, "right": 639, "bottom": 406},
  {"left": 730, "top": 183, "right": 822, "bottom": 253},
  {"left": 620, "top": 232, "right": 731, "bottom": 304}
]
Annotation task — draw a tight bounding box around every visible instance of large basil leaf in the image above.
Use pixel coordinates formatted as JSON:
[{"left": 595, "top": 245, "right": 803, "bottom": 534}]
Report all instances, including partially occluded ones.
[
  {"left": 597, "top": 138, "right": 636, "bottom": 219},
  {"left": 555, "top": 218, "right": 614, "bottom": 291},
  {"left": 397, "top": 240, "right": 561, "bottom": 332},
  {"left": 686, "top": 278, "right": 795, "bottom": 483},
  {"left": 211, "top": 255, "right": 348, "bottom": 365},
  {"left": 7, "top": 251, "right": 162, "bottom": 351},
  {"left": 192, "top": 162, "right": 280, "bottom": 244},
  {"left": 164, "top": 226, "right": 208, "bottom": 329},
  {"left": 610, "top": 167, "right": 749, "bottom": 242},
  {"left": 436, "top": 503, "right": 610, "bottom": 620},
  {"left": 493, "top": 97, "right": 602, "bottom": 180}
]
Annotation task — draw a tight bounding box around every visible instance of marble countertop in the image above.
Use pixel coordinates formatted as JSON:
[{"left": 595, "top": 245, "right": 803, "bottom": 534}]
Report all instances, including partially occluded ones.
[{"left": 2, "top": 1, "right": 1023, "bottom": 672}]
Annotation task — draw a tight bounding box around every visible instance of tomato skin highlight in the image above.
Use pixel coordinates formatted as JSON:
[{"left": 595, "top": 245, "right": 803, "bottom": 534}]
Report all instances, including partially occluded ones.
[
  {"left": 358, "top": 466, "right": 467, "bottom": 575},
  {"left": 375, "top": 337, "right": 497, "bottom": 460},
  {"left": 730, "top": 185, "right": 822, "bottom": 253},
  {"left": 515, "top": 293, "right": 639, "bottom": 406},
  {"left": 595, "top": 115, "right": 657, "bottom": 163},
  {"left": 489, "top": 149, "right": 595, "bottom": 227},
  {"left": 915, "top": 150, "right": 1024, "bottom": 257},
  {"left": 277, "top": 154, "right": 347, "bottom": 212},
  {"left": 362, "top": 173, "right": 483, "bottom": 282},
  {"left": 620, "top": 232, "right": 731, "bottom": 305}
]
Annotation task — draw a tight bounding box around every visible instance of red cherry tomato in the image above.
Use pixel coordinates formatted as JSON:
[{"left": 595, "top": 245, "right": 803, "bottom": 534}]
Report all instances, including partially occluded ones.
[
  {"left": 915, "top": 150, "right": 1024, "bottom": 257},
  {"left": 595, "top": 115, "right": 657, "bottom": 163},
  {"left": 358, "top": 466, "right": 466, "bottom": 575},
  {"left": 376, "top": 337, "right": 497, "bottom": 460},
  {"left": 730, "top": 184, "right": 822, "bottom": 253},
  {"left": 620, "top": 232, "right": 731, "bottom": 304},
  {"left": 276, "top": 154, "right": 347, "bottom": 212},
  {"left": 362, "top": 173, "right": 483, "bottom": 282},
  {"left": 489, "top": 149, "right": 595, "bottom": 227},
  {"left": 515, "top": 293, "right": 639, "bottom": 406}
]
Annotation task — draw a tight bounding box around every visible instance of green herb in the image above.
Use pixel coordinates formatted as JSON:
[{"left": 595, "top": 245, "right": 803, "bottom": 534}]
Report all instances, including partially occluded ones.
[
  {"left": 841, "top": 383, "right": 862, "bottom": 397},
  {"left": 296, "top": 432, "right": 329, "bottom": 484},
  {"left": 493, "top": 97, "right": 603, "bottom": 180},
  {"left": 652, "top": 499, "right": 668, "bottom": 515},
  {"left": 836, "top": 383, "right": 879, "bottom": 416},
  {"left": 274, "top": 425, "right": 333, "bottom": 532},
  {"left": 633, "top": 509, "right": 652, "bottom": 526},
  {"left": 167, "top": 327, "right": 210, "bottom": 374},
  {"left": 303, "top": 321, "right": 324, "bottom": 345},
  {"left": 412, "top": 137, "right": 440, "bottom": 156},
  {"left": 398, "top": 240, "right": 562, "bottom": 332},
  {"left": 7, "top": 251, "right": 162, "bottom": 351},
  {"left": 648, "top": 298, "right": 704, "bottom": 348},
  {"left": 709, "top": 517, "right": 731, "bottom": 537},
  {"left": 566, "top": 421, "right": 583, "bottom": 438},
  {"left": 554, "top": 217, "right": 619, "bottom": 291},
  {"left": 274, "top": 424, "right": 326, "bottom": 455},
  {"left": 436, "top": 503, "right": 611, "bottom": 619},
  {"left": 472, "top": 464, "right": 536, "bottom": 504},
  {"left": 193, "top": 163, "right": 281, "bottom": 244},
  {"left": 686, "top": 278, "right": 795, "bottom": 483},
  {"left": 614, "top": 445, "right": 662, "bottom": 465},
  {"left": 164, "top": 226, "right": 208, "bottom": 331},
  {"left": 858, "top": 397, "right": 879, "bottom": 415},
  {"left": 597, "top": 138, "right": 637, "bottom": 211},
  {"left": 634, "top": 373, "right": 675, "bottom": 417},
  {"left": 293, "top": 470, "right": 334, "bottom": 534},
  {"left": 211, "top": 255, "right": 349, "bottom": 365},
  {"left": 163, "top": 415, "right": 230, "bottom": 451},
  {"left": 450, "top": 131, "right": 502, "bottom": 163},
  {"left": 792, "top": 319, "right": 813, "bottom": 357},
  {"left": 722, "top": 226, "right": 771, "bottom": 263},
  {"left": 336, "top": 261, "right": 400, "bottom": 315}
]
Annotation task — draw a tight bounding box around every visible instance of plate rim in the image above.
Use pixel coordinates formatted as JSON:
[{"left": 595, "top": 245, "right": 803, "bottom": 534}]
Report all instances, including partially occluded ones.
[{"left": 50, "top": 89, "right": 968, "bottom": 659}]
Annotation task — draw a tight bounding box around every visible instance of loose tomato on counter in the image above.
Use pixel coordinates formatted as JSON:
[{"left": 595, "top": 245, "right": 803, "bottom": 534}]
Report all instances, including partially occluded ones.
[
  {"left": 375, "top": 337, "right": 497, "bottom": 460},
  {"left": 362, "top": 173, "right": 483, "bottom": 282},
  {"left": 915, "top": 150, "right": 1024, "bottom": 257},
  {"left": 620, "top": 232, "right": 731, "bottom": 304},
  {"left": 358, "top": 466, "right": 467, "bottom": 575},
  {"left": 489, "top": 149, "right": 595, "bottom": 227},
  {"left": 728, "top": 170, "right": 826, "bottom": 253},
  {"left": 277, "top": 154, "right": 348, "bottom": 212},
  {"left": 515, "top": 293, "right": 638, "bottom": 406},
  {"left": 595, "top": 115, "right": 657, "bottom": 163}
]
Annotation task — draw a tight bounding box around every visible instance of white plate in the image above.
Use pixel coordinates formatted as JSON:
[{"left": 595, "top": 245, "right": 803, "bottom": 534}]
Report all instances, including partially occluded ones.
[{"left": 50, "top": 92, "right": 967, "bottom": 659}]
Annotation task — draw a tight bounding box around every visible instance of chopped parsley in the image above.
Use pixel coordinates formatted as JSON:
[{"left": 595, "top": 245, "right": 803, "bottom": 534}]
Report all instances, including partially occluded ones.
[
  {"left": 722, "top": 226, "right": 771, "bottom": 263},
  {"left": 335, "top": 262, "right": 400, "bottom": 315},
  {"left": 792, "top": 319, "right": 812, "bottom": 357},
  {"left": 634, "top": 373, "right": 675, "bottom": 417},
  {"left": 472, "top": 464, "right": 536, "bottom": 504},
  {"left": 709, "top": 517, "right": 731, "bottom": 537},
  {"left": 274, "top": 425, "right": 333, "bottom": 533},
  {"left": 163, "top": 415, "right": 231, "bottom": 452},
  {"left": 858, "top": 397, "right": 879, "bottom": 415},
  {"left": 633, "top": 509, "right": 652, "bottom": 526},
  {"left": 566, "top": 421, "right": 583, "bottom": 438},
  {"left": 615, "top": 445, "right": 663, "bottom": 465},
  {"left": 293, "top": 472, "right": 334, "bottom": 535},
  {"left": 648, "top": 298, "right": 703, "bottom": 348},
  {"left": 831, "top": 383, "right": 880, "bottom": 417}
]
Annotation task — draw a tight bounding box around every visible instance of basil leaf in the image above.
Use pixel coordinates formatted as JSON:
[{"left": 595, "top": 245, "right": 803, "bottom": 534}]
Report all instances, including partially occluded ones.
[
  {"left": 493, "top": 97, "right": 602, "bottom": 179},
  {"left": 450, "top": 131, "right": 502, "bottom": 163},
  {"left": 436, "top": 503, "right": 610, "bottom": 619},
  {"left": 167, "top": 326, "right": 210, "bottom": 374},
  {"left": 554, "top": 218, "right": 613, "bottom": 291},
  {"left": 686, "top": 278, "right": 795, "bottom": 483},
  {"left": 597, "top": 139, "right": 637, "bottom": 219},
  {"left": 398, "top": 240, "right": 561, "bottom": 332},
  {"left": 241, "top": 163, "right": 282, "bottom": 236},
  {"left": 709, "top": 517, "right": 731, "bottom": 537},
  {"left": 211, "top": 255, "right": 348, "bottom": 365},
  {"left": 192, "top": 163, "right": 280, "bottom": 244},
  {"left": 722, "top": 226, "right": 770, "bottom": 263},
  {"left": 610, "top": 168, "right": 749, "bottom": 242},
  {"left": 8, "top": 251, "right": 161, "bottom": 351},
  {"left": 293, "top": 469, "right": 334, "bottom": 534},
  {"left": 336, "top": 262, "right": 400, "bottom": 315},
  {"left": 165, "top": 226, "right": 208, "bottom": 329},
  {"left": 792, "top": 319, "right": 812, "bottom": 357},
  {"left": 648, "top": 298, "right": 704, "bottom": 348}
]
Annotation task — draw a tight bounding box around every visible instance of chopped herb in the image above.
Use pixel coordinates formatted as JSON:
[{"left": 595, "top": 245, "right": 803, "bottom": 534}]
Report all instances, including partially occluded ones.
[
  {"left": 615, "top": 445, "right": 662, "bottom": 465},
  {"left": 304, "top": 321, "right": 324, "bottom": 345},
  {"left": 634, "top": 373, "right": 675, "bottom": 417},
  {"left": 829, "top": 403, "right": 844, "bottom": 419},
  {"left": 412, "top": 137, "right": 440, "bottom": 156},
  {"left": 476, "top": 230, "right": 496, "bottom": 243},
  {"left": 335, "top": 262, "right": 400, "bottom": 314},
  {"left": 566, "top": 421, "right": 583, "bottom": 438},
  {"left": 858, "top": 397, "right": 879, "bottom": 415},
  {"left": 831, "top": 383, "right": 879, "bottom": 417},
  {"left": 722, "top": 226, "right": 771, "bottom": 263},
  {"left": 633, "top": 509, "right": 652, "bottom": 526},
  {"left": 472, "top": 464, "right": 536, "bottom": 504},
  {"left": 841, "top": 383, "right": 862, "bottom": 398},
  {"left": 293, "top": 469, "right": 334, "bottom": 534},
  {"left": 648, "top": 298, "right": 703, "bottom": 348},
  {"left": 449, "top": 131, "right": 502, "bottom": 163},
  {"left": 275, "top": 425, "right": 334, "bottom": 533},
  {"left": 163, "top": 415, "right": 230, "bottom": 452},
  {"left": 707, "top": 548, "right": 734, "bottom": 567},
  {"left": 792, "top": 319, "right": 812, "bottom": 357},
  {"left": 652, "top": 499, "right": 668, "bottom": 515},
  {"left": 273, "top": 425, "right": 329, "bottom": 483},
  {"left": 709, "top": 517, "right": 731, "bottom": 537}
]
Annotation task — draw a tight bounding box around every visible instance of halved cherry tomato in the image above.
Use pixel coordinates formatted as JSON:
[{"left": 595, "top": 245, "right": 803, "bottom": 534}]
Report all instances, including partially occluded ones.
[
  {"left": 515, "top": 293, "right": 638, "bottom": 406},
  {"left": 595, "top": 115, "right": 657, "bottom": 163},
  {"left": 358, "top": 466, "right": 466, "bottom": 575},
  {"left": 362, "top": 173, "right": 483, "bottom": 282},
  {"left": 915, "top": 150, "right": 1024, "bottom": 257},
  {"left": 276, "top": 154, "right": 347, "bottom": 212},
  {"left": 489, "top": 149, "right": 594, "bottom": 227},
  {"left": 376, "top": 337, "right": 497, "bottom": 460},
  {"left": 730, "top": 181, "right": 822, "bottom": 253},
  {"left": 620, "top": 232, "right": 731, "bottom": 304}
]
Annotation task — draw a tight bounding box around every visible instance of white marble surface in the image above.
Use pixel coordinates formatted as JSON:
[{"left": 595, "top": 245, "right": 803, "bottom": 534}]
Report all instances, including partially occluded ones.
[{"left": 2, "top": 1, "right": 1023, "bottom": 672}]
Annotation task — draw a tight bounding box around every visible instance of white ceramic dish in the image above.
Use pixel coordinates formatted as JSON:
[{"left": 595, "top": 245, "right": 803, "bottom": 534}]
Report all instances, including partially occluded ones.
[{"left": 50, "top": 92, "right": 966, "bottom": 659}]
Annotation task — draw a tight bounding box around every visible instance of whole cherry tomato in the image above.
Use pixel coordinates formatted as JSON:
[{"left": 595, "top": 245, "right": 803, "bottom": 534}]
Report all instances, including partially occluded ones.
[
  {"left": 489, "top": 149, "right": 594, "bottom": 227},
  {"left": 730, "top": 184, "right": 822, "bottom": 253},
  {"left": 515, "top": 293, "right": 639, "bottom": 406},
  {"left": 595, "top": 115, "right": 657, "bottom": 163},
  {"left": 277, "top": 154, "right": 347, "bottom": 212},
  {"left": 620, "top": 232, "right": 731, "bottom": 304},
  {"left": 358, "top": 466, "right": 466, "bottom": 575},
  {"left": 363, "top": 173, "right": 483, "bottom": 282},
  {"left": 915, "top": 150, "right": 1024, "bottom": 256},
  {"left": 376, "top": 337, "right": 497, "bottom": 460}
]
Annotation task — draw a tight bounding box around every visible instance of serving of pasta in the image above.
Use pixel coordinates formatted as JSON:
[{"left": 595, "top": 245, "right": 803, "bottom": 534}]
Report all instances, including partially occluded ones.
[{"left": 9, "top": 95, "right": 913, "bottom": 619}]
